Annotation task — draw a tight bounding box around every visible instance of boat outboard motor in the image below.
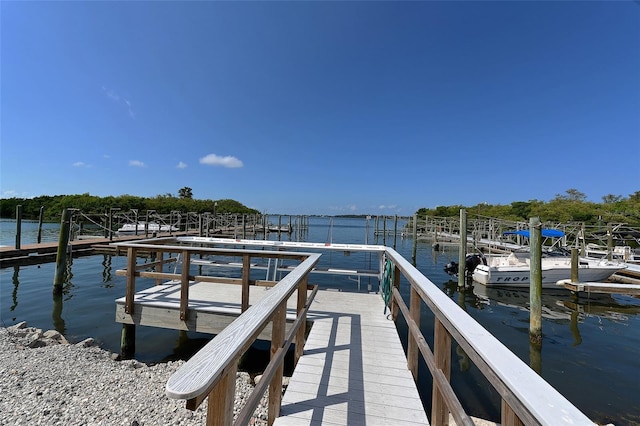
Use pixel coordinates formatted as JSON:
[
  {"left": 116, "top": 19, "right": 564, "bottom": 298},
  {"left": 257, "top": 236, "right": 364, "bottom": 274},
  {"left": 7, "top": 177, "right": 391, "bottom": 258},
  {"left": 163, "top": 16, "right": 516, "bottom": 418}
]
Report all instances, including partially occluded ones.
[
  {"left": 443, "top": 261, "right": 459, "bottom": 276},
  {"left": 445, "top": 254, "right": 486, "bottom": 277},
  {"left": 465, "top": 253, "right": 486, "bottom": 274}
]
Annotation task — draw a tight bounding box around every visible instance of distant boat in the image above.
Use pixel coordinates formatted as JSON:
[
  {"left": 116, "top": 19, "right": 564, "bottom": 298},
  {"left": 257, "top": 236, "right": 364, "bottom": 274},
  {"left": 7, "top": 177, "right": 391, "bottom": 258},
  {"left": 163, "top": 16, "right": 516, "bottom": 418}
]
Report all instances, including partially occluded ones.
[{"left": 116, "top": 222, "right": 178, "bottom": 235}]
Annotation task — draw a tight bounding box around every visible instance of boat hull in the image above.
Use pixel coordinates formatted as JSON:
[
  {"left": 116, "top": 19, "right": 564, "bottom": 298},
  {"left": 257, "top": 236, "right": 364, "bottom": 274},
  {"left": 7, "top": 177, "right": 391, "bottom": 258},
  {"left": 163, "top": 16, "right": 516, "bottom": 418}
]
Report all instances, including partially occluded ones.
[{"left": 472, "top": 260, "right": 625, "bottom": 288}]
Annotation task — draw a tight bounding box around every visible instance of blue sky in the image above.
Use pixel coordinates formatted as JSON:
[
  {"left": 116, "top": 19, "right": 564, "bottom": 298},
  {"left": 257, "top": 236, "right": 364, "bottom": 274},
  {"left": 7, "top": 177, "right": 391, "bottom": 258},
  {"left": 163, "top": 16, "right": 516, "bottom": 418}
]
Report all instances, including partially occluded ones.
[{"left": 1, "top": 1, "right": 639, "bottom": 215}]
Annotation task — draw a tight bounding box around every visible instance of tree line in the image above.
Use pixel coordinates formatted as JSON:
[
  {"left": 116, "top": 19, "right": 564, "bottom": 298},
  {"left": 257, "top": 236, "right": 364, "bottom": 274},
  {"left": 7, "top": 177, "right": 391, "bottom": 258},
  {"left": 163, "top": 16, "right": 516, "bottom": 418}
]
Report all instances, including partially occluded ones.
[
  {"left": 416, "top": 189, "right": 640, "bottom": 226},
  {"left": 0, "top": 191, "right": 260, "bottom": 221},
  {"left": 1, "top": 188, "right": 638, "bottom": 226}
]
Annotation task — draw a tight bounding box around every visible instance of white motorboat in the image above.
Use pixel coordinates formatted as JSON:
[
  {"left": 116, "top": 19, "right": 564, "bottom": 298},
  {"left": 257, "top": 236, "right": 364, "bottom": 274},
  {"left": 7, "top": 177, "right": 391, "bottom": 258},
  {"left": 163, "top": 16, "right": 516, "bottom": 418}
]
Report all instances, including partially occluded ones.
[
  {"left": 116, "top": 222, "right": 178, "bottom": 235},
  {"left": 471, "top": 250, "right": 626, "bottom": 288},
  {"left": 470, "top": 228, "right": 627, "bottom": 288}
]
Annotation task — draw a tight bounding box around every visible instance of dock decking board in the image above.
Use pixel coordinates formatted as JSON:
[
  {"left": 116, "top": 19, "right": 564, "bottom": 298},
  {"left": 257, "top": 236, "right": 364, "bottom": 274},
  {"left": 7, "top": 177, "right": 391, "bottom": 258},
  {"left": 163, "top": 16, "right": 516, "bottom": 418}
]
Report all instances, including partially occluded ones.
[{"left": 115, "top": 282, "right": 429, "bottom": 425}]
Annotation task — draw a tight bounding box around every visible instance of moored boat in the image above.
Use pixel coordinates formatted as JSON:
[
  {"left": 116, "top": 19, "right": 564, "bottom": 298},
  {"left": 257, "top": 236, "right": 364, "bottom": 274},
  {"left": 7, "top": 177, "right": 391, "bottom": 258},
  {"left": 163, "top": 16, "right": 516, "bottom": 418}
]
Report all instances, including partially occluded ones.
[{"left": 472, "top": 251, "right": 626, "bottom": 288}]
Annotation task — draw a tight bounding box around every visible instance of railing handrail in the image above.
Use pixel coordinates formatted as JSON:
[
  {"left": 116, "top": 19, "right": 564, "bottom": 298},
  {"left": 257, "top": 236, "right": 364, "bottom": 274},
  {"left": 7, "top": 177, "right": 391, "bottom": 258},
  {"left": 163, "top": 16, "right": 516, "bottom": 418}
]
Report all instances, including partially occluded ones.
[
  {"left": 384, "top": 247, "right": 593, "bottom": 425},
  {"left": 165, "top": 252, "right": 321, "bottom": 401}
]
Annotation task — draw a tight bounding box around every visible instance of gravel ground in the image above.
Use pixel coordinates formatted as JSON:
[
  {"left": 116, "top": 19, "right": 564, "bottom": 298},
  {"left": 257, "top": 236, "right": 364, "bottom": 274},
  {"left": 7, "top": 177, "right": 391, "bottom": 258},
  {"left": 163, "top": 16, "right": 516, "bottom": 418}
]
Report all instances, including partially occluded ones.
[{"left": 0, "top": 322, "right": 269, "bottom": 425}]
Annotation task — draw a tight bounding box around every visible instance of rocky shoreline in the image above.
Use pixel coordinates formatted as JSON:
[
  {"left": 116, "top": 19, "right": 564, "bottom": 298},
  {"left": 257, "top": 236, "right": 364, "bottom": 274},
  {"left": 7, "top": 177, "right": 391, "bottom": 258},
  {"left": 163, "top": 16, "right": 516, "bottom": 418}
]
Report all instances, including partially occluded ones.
[{"left": 0, "top": 322, "right": 269, "bottom": 425}]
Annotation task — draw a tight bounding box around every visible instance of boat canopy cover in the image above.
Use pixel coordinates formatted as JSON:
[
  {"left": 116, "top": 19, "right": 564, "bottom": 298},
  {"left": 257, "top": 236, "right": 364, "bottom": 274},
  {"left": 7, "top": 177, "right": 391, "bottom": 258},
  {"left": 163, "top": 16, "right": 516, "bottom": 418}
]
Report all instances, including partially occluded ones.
[{"left": 502, "top": 229, "right": 565, "bottom": 238}]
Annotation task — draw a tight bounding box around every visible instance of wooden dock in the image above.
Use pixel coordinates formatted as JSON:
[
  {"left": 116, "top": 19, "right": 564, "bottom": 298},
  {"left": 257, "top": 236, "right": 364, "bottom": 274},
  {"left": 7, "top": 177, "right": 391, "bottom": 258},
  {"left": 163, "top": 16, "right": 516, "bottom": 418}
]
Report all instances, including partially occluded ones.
[
  {"left": 557, "top": 279, "right": 640, "bottom": 295},
  {"left": 115, "top": 281, "right": 428, "bottom": 425},
  {"left": 0, "top": 231, "right": 197, "bottom": 267},
  {"left": 274, "top": 290, "right": 428, "bottom": 425}
]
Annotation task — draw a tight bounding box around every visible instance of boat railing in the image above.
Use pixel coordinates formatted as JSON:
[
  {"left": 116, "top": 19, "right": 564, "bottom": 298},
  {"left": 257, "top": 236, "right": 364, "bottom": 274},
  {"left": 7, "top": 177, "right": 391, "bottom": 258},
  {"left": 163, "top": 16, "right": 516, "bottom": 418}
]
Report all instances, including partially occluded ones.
[{"left": 383, "top": 247, "right": 592, "bottom": 425}]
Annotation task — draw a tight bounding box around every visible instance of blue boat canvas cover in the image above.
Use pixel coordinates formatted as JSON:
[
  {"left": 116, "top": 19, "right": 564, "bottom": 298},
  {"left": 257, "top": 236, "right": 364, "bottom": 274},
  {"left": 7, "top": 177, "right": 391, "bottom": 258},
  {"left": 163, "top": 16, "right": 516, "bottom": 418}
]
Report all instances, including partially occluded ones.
[{"left": 502, "top": 229, "right": 565, "bottom": 238}]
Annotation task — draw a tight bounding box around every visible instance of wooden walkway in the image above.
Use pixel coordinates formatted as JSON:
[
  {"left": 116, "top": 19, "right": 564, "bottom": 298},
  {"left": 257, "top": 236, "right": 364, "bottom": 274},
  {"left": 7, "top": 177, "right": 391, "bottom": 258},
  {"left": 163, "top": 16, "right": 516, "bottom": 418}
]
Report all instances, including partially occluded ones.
[
  {"left": 0, "top": 232, "right": 197, "bottom": 266},
  {"left": 274, "top": 290, "right": 429, "bottom": 426},
  {"left": 115, "top": 282, "right": 429, "bottom": 425}
]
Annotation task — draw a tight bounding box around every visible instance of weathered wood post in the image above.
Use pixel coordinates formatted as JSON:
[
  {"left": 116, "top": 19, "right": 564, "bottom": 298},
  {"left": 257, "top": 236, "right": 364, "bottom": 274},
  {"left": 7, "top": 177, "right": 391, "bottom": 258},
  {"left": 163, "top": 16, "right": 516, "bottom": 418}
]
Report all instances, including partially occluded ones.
[
  {"left": 108, "top": 208, "right": 117, "bottom": 241},
  {"left": 393, "top": 215, "right": 398, "bottom": 249},
  {"left": 529, "top": 217, "right": 543, "bottom": 346},
  {"left": 15, "top": 205, "right": 22, "bottom": 249},
  {"left": 53, "top": 208, "right": 72, "bottom": 295},
  {"left": 383, "top": 216, "right": 387, "bottom": 246},
  {"left": 37, "top": 206, "right": 45, "bottom": 244},
  {"left": 571, "top": 247, "right": 579, "bottom": 283},
  {"left": 458, "top": 209, "right": 467, "bottom": 288},
  {"left": 268, "top": 305, "right": 286, "bottom": 424},
  {"left": 412, "top": 214, "right": 418, "bottom": 263},
  {"left": 607, "top": 222, "right": 613, "bottom": 261},
  {"left": 122, "top": 246, "right": 138, "bottom": 358}
]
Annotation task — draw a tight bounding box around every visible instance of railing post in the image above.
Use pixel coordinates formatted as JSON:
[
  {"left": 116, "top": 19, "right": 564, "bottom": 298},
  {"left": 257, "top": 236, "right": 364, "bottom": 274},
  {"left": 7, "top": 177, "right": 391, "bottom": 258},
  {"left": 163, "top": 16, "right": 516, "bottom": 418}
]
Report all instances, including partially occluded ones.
[
  {"left": 269, "top": 305, "right": 286, "bottom": 425},
  {"left": 295, "top": 276, "right": 308, "bottom": 366},
  {"left": 180, "top": 250, "right": 190, "bottom": 321},
  {"left": 205, "top": 363, "right": 238, "bottom": 426},
  {"left": 155, "top": 250, "right": 164, "bottom": 285},
  {"left": 242, "top": 254, "right": 251, "bottom": 311},
  {"left": 407, "top": 286, "right": 421, "bottom": 380},
  {"left": 432, "top": 318, "right": 452, "bottom": 425},
  {"left": 501, "top": 399, "right": 525, "bottom": 426}
]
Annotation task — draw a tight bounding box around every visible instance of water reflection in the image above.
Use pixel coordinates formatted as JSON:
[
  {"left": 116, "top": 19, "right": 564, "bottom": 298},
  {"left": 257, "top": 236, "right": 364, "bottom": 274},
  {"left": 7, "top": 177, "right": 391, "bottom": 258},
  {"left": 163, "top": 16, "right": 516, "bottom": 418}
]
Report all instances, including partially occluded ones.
[
  {"left": 11, "top": 266, "right": 19, "bottom": 311},
  {"left": 101, "top": 254, "right": 113, "bottom": 285},
  {"left": 52, "top": 292, "right": 66, "bottom": 335}
]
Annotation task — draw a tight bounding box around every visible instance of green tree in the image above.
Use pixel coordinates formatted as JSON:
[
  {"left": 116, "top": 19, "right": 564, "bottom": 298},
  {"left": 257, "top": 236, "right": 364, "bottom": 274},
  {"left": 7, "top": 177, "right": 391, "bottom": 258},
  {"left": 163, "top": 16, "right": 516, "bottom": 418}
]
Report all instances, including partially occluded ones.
[{"left": 178, "top": 187, "right": 193, "bottom": 199}]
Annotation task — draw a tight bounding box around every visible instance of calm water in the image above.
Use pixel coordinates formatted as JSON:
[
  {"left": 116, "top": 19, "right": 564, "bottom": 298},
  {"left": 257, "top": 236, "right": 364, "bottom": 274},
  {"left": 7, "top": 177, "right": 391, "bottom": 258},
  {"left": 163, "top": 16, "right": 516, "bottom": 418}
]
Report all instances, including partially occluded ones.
[{"left": 1, "top": 217, "right": 639, "bottom": 425}]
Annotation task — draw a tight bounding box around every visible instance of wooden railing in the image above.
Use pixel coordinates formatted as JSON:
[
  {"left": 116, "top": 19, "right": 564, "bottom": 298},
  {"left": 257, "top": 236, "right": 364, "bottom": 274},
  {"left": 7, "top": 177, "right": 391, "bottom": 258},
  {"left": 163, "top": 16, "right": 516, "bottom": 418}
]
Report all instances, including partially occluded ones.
[
  {"left": 115, "top": 238, "right": 313, "bottom": 318},
  {"left": 383, "top": 247, "right": 593, "bottom": 426},
  {"left": 163, "top": 253, "right": 320, "bottom": 425}
]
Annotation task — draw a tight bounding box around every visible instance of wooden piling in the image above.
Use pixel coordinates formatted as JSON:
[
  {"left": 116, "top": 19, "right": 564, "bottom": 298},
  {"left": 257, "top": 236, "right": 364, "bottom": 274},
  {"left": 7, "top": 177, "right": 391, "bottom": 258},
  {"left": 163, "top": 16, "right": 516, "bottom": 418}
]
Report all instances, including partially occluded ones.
[
  {"left": 529, "top": 217, "right": 542, "bottom": 345},
  {"left": 53, "top": 208, "right": 72, "bottom": 296},
  {"left": 607, "top": 223, "right": 613, "bottom": 261},
  {"left": 37, "top": 206, "right": 45, "bottom": 244},
  {"left": 412, "top": 214, "right": 418, "bottom": 262},
  {"left": 458, "top": 209, "right": 467, "bottom": 288},
  {"left": 393, "top": 215, "right": 398, "bottom": 249},
  {"left": 15, "top": 205, "right": 22, "bottom": 249},
  {"left": 121, "top": 323, "right": 136, "bottom": 359},
  {"left": 571, "top": 248, "right": 579, "bottom": 283}
]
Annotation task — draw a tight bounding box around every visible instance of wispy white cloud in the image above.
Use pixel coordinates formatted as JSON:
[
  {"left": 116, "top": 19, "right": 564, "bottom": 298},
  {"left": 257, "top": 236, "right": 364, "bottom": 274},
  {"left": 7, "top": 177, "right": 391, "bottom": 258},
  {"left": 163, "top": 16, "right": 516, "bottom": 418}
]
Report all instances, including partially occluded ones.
[
  {"left": 129, "top": 160, "right": 146, "bottom": 167},
  {"left": 102, "top": 86, "right": 136, "bottom": 119},
  {"left": 378, "top": 204, "right": 398, "bottom": 210},
  {"left": 199, "top": 154, "right": 243, "bottom": 168},
  {"left": 328, "top": 204, "right": 358, "bottom": 212},
  {"left": 176, "top": 161, "right": 187, "bottom": 169},
  {"left": 72, "top": 161, "right": 92, "bottom": 168}
]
